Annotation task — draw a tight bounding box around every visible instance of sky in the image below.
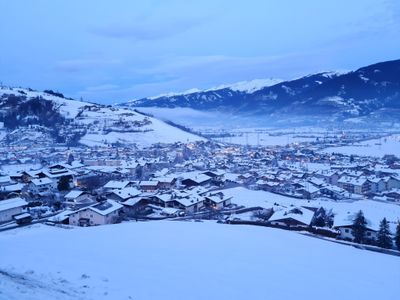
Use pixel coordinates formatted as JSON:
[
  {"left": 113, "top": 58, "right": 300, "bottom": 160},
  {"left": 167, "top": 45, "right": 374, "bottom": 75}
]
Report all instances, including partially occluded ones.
[{"left": 0, "top": 0, "right": 399, "bottom": 104}]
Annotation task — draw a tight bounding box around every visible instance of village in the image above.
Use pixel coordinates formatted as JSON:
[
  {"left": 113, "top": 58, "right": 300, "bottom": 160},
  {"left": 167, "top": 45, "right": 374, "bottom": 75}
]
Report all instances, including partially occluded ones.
[{"left": 1, "top": 133, "right": 400, "bottom": 253}]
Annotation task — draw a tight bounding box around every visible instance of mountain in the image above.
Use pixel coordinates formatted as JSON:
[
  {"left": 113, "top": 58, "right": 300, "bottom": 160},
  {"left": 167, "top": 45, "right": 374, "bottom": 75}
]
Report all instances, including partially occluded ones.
[
  {"left": 124, "top": 59, "right": 400, "bottom": 125},
  {"left": 0, "top": 87, "right": 204, "bottom": 147}
]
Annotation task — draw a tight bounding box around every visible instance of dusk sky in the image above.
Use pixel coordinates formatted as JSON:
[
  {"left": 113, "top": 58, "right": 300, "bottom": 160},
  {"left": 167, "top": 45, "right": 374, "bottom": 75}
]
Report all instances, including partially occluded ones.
[{"left": 1, "top": 0, "right": 399, "bottom": 103}]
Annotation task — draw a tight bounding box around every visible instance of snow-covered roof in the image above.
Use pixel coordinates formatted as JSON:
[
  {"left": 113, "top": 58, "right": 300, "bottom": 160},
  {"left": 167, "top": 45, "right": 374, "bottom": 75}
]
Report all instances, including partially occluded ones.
[
  {"left": 333, "top": 212, "right": 379, "bottom": 231},
  {"left": 104, "top": 180, "right": 129, "bottom": 189},
  {"left": 48, "top": 210, "right": 74, "bottom": 222},
  {"left": 31, "top": 178, "right": 53, "bottom": 186},
  {"left": 65, "top": 190, "right": 85, "bottom": 200},
  {"left": 140, "top": 181, "right": 159, "bottom": 187},
  {"left": 338, "top": 176, "right": 368, "bottom": 186},
  {"left": 0, "top": 183, "right": 25, "bottom": 192},
  {"left": 0, "top": 176, "right": 11, "bottom": 184},
  {"left": 174, "top": 195, "right": 204, "bottom": 207},
  {"left": 13, "top": 212, "right": 31, "bottom": 220},
  {"left": 0, "top": 197, "right": 28, "bottom": 212},
  {"left": 112, "top": 187, "right": 141, "bottom": 200},
  {"left": 88, "top": 200, "right": 123, "bottom": 216},
  {"left": 183, "top": 174, "right": 211, "bottom": 184},
  {"left": 269, "top": 207, "right": 314, "bottom": 226}
]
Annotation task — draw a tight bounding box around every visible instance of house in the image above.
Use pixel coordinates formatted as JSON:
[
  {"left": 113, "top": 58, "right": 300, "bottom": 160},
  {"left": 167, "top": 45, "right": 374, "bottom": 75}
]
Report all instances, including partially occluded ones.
[
  {"left": 368, "top": 177, "right": 386, "bottom": 193},
  {"left": 165, "top": 194, "right": 205, "bottom": 214},
  {"left": 386, "top": 176, "right": 400, "bottom": 190},
  {"left": 268, "top": 207, "right": 314, "bottom": 228},
  {"left": 237, "top": 173, "right": 254, "bottom": 184},
  {"left": 204, "top": 193, "right": 232, "bottom": 209},
  {"left": 30, "top": 177, "right": 56, "bottom": 194},
  {"left": 333, "top": 212, "right": 378, "bottom": 242},
  {"left": 69, "top": 200, "right": 123, "bottom": 226},
  {"left": 0, "top": 197, "right": 28, "bottom": 223},
  {"left": 43, "top": 165, "right": 76, "bottom": 186},
  {"left": 109, "top": 187, "right": 141, "bottom": 202},
  {"left": 64, "top": 190, "right": 94, "bottom": 208},
  {"left": 337, "top": 176, "right": 370, "bottom": 194},
  {"left": 297, "top": 183, "right": 320, "bottom": 199},
  {"left": 122, "top": 196, "right": 152, "bottom": 216},
  {"left": 181, "top": 174, "right": 212, "bottom": 187},
  {"left": 103, "top": 180, "right": 130, "bottom": 191},
  {"left": 139, "top": 181, "right": 159, "bottom": 192},
  {"left": 155, "top": 177, "right": 176, "bottom": 190},
  {"left": 256, "top": 180, "right": 279, "bottom": 192},
  {"left": 319, "top": 184, "right": 347, "bottom": 200}
]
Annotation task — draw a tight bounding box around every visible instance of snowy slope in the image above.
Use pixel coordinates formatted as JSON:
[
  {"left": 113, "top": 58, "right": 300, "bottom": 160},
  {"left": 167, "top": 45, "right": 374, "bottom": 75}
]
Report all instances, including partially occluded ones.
[
  {"left": 207, "top": 78, "right": 283, "bottom": 93},
  {"left": 1, "top": 221, "right": 399, "bottom": 300},
  {"left": 0, "top": 86, "right": 205, "bottom": 147}
]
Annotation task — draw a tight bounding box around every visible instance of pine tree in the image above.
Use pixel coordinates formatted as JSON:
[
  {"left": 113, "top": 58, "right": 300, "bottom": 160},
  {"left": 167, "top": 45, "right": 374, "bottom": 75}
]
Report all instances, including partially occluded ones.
[
  {"left": 57, "top": 176, "right": 71, "bottom": 191},
  {"left": 377, "top": 218, "right": 392, "bottom": 249},
  {"left": 353, "top": 210, "right": 367, "bottom": 244},
  {"left": 395, "top": 222, "right": 400, "bottom": 250}
]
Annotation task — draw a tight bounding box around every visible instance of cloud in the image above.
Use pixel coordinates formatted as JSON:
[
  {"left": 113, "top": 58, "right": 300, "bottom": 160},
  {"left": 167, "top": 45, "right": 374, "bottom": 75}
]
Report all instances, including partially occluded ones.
[
  {"left": 55, "top": 58, "right": 121, "bottom": 72},
  {"left": 91, "top": 18, "right": 205, "bottom": 41}
]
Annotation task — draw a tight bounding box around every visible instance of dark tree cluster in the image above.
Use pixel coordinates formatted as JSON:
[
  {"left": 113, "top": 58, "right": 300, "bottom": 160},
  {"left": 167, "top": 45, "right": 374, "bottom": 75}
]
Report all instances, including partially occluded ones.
[{"left": 2, "top": 96, "right": 65, "bottom": 129}]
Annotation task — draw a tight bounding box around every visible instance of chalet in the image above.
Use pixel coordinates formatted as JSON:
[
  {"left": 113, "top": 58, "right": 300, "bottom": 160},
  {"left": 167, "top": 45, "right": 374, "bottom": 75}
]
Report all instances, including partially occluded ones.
[
  {"left": 69, "top": 200, "right": 123, "bottom": 226},
  {"left": 0, "top": 197, "right": 28, "bottom": 223},
  {"left": 268, "top": 207, "right": 314, "bottom": 228}
]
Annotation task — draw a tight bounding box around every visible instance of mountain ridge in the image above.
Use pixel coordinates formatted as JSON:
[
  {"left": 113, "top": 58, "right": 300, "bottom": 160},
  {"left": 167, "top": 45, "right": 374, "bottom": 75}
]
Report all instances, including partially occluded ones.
[{"left": 123, "top": 59, "right": 400, "bottom": 125}]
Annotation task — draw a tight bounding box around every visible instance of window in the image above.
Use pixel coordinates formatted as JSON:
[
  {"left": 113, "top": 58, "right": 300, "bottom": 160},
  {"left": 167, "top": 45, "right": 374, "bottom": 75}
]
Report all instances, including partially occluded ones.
[
  {"left": 344, "top": 229, "right": 349, "bottom": 233},
  {"left": 367, "top": 232, "right": 371, "bottom": 236}
]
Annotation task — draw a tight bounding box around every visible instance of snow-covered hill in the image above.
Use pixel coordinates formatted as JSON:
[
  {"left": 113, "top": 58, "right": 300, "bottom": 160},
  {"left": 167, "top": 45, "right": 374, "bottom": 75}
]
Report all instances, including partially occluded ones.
[
  {"left": 0, "top": 221, "right": 399, "bottom": 300},
  {"left": 0, "top": 87, "right": 204, "bottom": 147}
]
